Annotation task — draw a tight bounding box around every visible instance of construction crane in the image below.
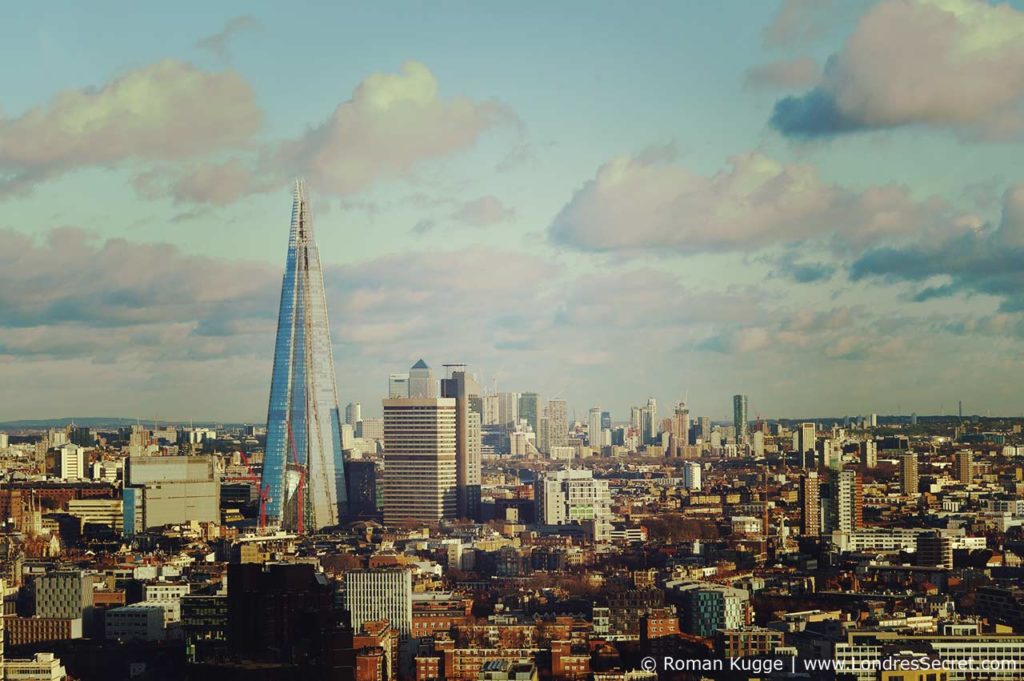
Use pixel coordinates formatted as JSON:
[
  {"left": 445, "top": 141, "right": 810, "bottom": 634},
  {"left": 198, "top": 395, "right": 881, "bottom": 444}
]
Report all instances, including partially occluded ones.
[
  {"left": 258, "top": 485, "right": 270, "bottom": 531},
  {"left": 287, "top": 421, "right": 307, "bottom": 536},
  {"left": 224, "top": 450, "right": 259, "bottom": 485}
]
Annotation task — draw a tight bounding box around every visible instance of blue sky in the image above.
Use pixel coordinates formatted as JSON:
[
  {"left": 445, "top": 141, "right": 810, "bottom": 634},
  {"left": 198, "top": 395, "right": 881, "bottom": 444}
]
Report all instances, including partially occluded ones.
[{"left": 2, "top": 0, "right": 1024, "bottom": 422}]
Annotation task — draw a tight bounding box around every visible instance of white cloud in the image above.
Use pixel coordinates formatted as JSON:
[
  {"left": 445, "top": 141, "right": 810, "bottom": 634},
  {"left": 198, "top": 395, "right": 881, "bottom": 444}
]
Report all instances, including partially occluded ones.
[
  {"left": 0, "top": 60, "right": 261, "bottom": 194},
  {"left": 772, "top": 0, "right": 1024, "bottom": 138},
  {"left": 272, "top": 61, "right": 514, "bottom": 195},
  {"left": 550, "top": 152, "right": 958, "bottom": 254}
]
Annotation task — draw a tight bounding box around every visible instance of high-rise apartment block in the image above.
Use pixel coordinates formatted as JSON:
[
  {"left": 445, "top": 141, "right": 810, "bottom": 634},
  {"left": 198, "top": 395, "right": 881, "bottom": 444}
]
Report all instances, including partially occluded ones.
[
  {"left": 862, "top": 440, "right": 877, "bottom": 468},
  {"left": 801, "top": 472, "right": 820, "bottom": 536},
  {"left": 683, "top": 461, "right": 702, "bottom": 491},
  {"left": 956, "top": 450, "right": 973, "bottom": 484},
  {"left": 534, "top": 469, "right": 610, "bottom": 540},
  {"left": 545, "top": 400, "right": 569, "bottom": 452},
  {"left": 900, "top": 452, "right": 919, "bottom": 496},
  {"left": 826, "top": 469, "right": 863, "bottom": 533}
]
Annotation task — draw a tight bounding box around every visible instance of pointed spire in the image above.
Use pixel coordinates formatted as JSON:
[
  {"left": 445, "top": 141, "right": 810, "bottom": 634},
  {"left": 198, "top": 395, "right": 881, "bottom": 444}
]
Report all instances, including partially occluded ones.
[{"left": 290, "top": 178, "right": 311, "bottom": 243}]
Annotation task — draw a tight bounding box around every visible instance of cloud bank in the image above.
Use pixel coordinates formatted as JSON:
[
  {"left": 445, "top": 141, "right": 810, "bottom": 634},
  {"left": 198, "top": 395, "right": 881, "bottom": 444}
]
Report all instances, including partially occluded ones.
[
  {"left": 770, "top": 0, "right": 1024, "bottom": 139},
  {"left": 550, "top": 151, "right": 958, "bottom": 255},
  {"left": 0, "top": 60, "right": 261, "bottom": 195}
]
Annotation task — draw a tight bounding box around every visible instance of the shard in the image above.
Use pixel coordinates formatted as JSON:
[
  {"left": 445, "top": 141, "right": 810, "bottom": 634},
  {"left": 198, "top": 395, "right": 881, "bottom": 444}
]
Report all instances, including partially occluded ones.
[{"left": 259, "top": 181, "right": 347, "bottom": 532}]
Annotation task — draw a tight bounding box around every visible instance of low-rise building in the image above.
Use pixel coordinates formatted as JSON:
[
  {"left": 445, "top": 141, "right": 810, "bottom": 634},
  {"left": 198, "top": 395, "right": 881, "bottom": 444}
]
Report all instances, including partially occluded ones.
[
  {"left": 106, "top": 602, "right": 166, "bottom": 641},
  {"left": 4, "top": 652, "right": 68, "bottom": 681}
]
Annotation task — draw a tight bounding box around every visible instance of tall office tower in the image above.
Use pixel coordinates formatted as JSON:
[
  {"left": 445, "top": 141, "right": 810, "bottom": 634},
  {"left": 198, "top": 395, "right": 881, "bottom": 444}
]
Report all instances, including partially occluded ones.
[
  {"left": 389, "top": 373, "right": 410, "bottom": 398},
  {"left": 344, "top": 402, "right": 362, "bottom": 426},
  {"left": 383, "top": 397, "right": 457, "bottom": 525},
  {"left": 497, "top": 392, "right": 520, "bottom": 430},
  {"left": 630, "top": 406, "right": 643, "bottom": 433},
  {"left": 826, "top": 469, "right": 863, "bottom": 533},
  {"left": 345, "top": 459, "right": 378, "bottom": 519},
  {"left": 733, "top": 395, "right": 749, "bottom": 445},
  {"left": 440, "top": 366, "right": 483, "bottom": 520},
  {"left": 588, "top": 408, "right": 602, "bottom": 447},
  {"left": 645, "top": 397, "right": 658, "bottom": 444},
  {"left": 518, "top": 393, "right": 540, "bottom": 434},
  {"left": 798, "top": 423, "right": 816, "bottom": 465},
  {"left": 481, "top": 393, "right": 500, "bottom": 426},
  {"left": 260, "top": 182, "right": 346, "bottom": 532},
  {"left": 956, "top": 450, "right": 973, "bottom": 484},
  {"left": 537, "top": 413, "right": 550, "bottom": 454},
  {"left": 601, "top": 411, "right": 611, "bottom": 431},
  {"left": 869, "top": 413, "right": 878, "bottom": 428},
  {"left": 671, "top": 402, "right": 690, "bottom": 448},
  {"left": 900, "top": 452, "right": 919, "bottom": 495},
  {"left": 408, "top": 359, "right": 436, "bottom": 398},
  {"left": 0, "top": 432, "right": 7, "bottom": 449},
  {"left": 800, "top": 472, "right": 820, "bottom": 536},
  {"left": 345, "top": 569, "right": 413, "bottom": 637},
  {"left": 683, "top": 461, "right": 702, "bottom": 491},
  {"left": 547, "top": 399, "right": 569, "bottom": 449}
]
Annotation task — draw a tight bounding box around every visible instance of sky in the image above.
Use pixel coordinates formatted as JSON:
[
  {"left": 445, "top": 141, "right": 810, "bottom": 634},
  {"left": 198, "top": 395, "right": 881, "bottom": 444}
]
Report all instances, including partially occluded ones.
[{"left": 2, "top": 0, "right": 1024, "bottom": 423}]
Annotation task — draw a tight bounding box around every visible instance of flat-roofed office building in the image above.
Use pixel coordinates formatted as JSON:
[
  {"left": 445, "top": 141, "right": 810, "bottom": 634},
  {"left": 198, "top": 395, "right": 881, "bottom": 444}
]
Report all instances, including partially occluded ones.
[{"left": 383, "top": 398, "right": 456, "bottom": 526}]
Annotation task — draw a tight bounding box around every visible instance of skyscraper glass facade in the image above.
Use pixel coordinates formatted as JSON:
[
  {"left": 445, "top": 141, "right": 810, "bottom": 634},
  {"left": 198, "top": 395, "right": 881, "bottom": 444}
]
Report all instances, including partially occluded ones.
[{"left": 260, "top": 182, "right": 346, "bottom": 531}]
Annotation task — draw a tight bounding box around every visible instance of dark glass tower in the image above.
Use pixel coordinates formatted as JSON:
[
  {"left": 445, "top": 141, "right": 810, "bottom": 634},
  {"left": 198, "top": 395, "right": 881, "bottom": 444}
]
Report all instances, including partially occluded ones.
[{"left": 259, "top": 181, "right": 346, "bottom": 531}]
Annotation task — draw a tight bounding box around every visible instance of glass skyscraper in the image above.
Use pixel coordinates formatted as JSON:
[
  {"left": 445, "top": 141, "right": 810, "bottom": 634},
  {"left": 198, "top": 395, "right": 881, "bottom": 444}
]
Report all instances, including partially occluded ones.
[
  {"left": 259, "top": 181, "right": 347, "bottom": 531},
  {"left": 733, "top": 394, "right": 749, "bottom": 445}
]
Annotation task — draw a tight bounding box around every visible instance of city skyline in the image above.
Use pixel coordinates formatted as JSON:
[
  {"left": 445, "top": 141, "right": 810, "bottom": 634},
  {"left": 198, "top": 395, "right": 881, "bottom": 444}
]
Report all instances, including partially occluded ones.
[{"left": 3, "top": 0, "right": 1024, "bottom": 421}]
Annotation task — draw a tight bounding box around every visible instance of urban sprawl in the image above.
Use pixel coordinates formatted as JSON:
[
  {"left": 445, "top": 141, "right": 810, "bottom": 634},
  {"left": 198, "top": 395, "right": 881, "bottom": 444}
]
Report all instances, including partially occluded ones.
[{"left": 2, "top": 188, "right": 1024, "bottom": 681}]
